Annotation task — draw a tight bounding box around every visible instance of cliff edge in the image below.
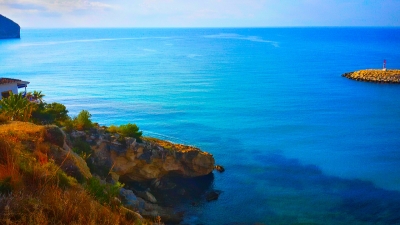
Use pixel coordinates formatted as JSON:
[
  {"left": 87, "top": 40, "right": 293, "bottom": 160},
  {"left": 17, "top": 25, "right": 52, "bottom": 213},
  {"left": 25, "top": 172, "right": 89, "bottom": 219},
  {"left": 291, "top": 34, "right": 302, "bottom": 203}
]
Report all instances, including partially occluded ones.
[
  {"left": 69, "top": 127, "right": 215, "bottom": 182},
  {"left": 0, "top": 14, "right": 20, "bottom": 39}
]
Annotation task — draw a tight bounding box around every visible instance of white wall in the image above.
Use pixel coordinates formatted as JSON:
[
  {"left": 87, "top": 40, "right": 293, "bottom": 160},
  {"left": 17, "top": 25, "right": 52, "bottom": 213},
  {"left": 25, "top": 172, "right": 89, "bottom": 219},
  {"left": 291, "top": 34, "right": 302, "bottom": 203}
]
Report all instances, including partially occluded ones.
[{"left": 0, "top": 83, "right": 19, "bottom": 100}]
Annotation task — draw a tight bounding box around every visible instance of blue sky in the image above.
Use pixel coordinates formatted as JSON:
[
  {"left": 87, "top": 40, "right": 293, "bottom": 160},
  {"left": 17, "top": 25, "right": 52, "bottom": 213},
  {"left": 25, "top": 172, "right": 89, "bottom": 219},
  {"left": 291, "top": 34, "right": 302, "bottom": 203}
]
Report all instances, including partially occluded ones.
[{"left": 1, "top": 0, "right": 399, "bottom": 28}]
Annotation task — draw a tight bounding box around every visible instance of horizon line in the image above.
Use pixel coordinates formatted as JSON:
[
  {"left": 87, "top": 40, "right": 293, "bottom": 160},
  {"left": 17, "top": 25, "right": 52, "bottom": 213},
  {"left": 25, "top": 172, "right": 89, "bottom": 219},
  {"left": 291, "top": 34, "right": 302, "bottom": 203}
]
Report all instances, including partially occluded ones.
[{"left": 21, "top": 25, "right": 400, "bottom": 29}]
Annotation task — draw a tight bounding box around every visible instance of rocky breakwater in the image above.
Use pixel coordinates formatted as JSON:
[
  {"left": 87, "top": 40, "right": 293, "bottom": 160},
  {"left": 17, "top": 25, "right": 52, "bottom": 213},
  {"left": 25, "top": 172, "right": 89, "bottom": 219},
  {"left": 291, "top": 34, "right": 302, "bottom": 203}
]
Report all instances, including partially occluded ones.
[
  {"left": 0, "top": 15, "right": 20, "bottom": 39},
  {"left": 343, "top": 69, "right": 400, "bottom": 83}
]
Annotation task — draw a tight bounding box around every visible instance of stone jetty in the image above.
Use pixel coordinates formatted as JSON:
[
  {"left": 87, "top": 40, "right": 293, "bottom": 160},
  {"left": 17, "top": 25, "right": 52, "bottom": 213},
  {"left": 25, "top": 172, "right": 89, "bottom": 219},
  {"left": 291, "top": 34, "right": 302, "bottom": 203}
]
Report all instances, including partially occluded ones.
[{"left": 342, "top": 69, "right": 400, "bottom": 83}]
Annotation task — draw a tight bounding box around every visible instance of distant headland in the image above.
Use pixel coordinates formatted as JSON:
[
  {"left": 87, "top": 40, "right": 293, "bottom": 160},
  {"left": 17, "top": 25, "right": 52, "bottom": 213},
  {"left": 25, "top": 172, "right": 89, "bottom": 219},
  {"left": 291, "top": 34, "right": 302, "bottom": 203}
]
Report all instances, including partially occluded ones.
[
  {"left": 342, "top": 69, "right": 400, "bottom": 83},
  {"left": 0, "top": 14, "right": 20, "bottom": 39}
]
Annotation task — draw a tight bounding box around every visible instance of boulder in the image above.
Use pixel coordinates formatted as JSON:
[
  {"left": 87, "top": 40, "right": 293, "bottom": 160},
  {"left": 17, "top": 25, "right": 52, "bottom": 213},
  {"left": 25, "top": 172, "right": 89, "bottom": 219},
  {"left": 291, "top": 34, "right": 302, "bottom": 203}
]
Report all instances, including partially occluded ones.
[
  {"left": 120, "top": 188, "right": 140, "bottom": 209},
  {"left": 214, "top": 165, "right": 225, "bottom": 172},
  {"left": 0, "top": 15, "right": 20, "bottom": 39},
  {"left": 120, "top": 188, "right": 182, "bottom": 223}
]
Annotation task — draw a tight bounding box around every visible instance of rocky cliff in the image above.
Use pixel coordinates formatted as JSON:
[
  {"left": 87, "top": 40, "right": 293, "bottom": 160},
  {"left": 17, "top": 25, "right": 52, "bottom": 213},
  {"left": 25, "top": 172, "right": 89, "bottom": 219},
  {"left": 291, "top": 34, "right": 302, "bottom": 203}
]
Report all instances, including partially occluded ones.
[
  {"left": 0, "top": 14, "right": 20, "bottom": 39},
  {"left": 67, "top": 127, "right": 216, "bottom": 223},
  {"left": 0, "top": 122, "right": 187, "bottom": 223},
  {"left": 70, "top": 128, "right": 215, "bottom": 182}
]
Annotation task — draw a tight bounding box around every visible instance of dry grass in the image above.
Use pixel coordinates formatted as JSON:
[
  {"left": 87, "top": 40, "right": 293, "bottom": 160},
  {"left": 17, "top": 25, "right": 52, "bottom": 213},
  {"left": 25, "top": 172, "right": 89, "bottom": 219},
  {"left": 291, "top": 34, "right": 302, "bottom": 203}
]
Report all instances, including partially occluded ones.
[
  {"left": 0, "top": 122, "right": 149, "bottom": 225},
  {"left": 0, "top": 185, "right": 137, "bottom": 225}
]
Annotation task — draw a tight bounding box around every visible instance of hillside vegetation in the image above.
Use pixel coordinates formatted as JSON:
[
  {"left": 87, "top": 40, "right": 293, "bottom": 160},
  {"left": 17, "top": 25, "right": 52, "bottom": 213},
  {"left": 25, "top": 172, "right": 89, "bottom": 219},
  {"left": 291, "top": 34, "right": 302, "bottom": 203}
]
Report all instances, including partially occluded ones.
[{"left": 0, "top": 92, "right": 161, "bottom": 225}]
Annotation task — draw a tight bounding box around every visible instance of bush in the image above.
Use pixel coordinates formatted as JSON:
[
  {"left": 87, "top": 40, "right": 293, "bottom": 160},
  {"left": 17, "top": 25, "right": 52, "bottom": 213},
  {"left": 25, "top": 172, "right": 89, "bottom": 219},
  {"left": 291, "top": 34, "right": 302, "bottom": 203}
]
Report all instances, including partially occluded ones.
[
  {"left": 0, "top": 92, "right": 37, "bottom": 122},
  {"left": 44, "top": 102, "right": 69, "bottom": 124},
  {"left": 72, "top": 139, "right": 92, "bottom": 155},
  {"left": 85, "top": 177, "right": 124, "bottom": 206},
  {"left": 107, "top": 125, "right": 118, "bottom": 133},
  {"left": 62, "top": 117, "right": 74, "bottom": 132},
  {"left": 31, "top": 101, "right": 70, "bottom": 126},
  {"left": 73, "top": 110, "right": 93, "bottom": 131},
  {"left": 118, "top": 123, "right": 142, "bottom": 139}
]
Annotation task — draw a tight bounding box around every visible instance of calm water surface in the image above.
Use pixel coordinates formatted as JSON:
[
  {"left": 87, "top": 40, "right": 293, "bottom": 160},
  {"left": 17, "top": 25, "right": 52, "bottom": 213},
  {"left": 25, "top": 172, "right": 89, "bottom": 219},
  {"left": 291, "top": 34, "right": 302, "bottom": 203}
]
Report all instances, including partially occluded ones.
[{"left": 1, "top": 28, "right": 400, "bottom": 224}]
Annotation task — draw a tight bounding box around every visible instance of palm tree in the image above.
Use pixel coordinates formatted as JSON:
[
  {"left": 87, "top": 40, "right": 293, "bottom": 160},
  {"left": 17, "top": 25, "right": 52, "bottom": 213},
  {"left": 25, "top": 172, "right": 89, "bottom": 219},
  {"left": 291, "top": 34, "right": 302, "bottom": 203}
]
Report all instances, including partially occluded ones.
[
  {"left": 0, "top": 92, "right": 37, "bottom": 121},
  {"left": 32, "top": 90, "right": 45, "bottom": 103}
]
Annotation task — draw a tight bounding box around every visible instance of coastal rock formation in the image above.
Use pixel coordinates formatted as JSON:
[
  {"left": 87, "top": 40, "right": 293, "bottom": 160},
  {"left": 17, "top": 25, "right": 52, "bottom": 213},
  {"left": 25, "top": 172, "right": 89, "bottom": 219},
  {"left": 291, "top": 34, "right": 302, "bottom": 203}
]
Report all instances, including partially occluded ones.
[
  {"left": 0, "top": 15, "right": 20, "bottom": 39},
  {"left": 85, "top": 128, "right": 215, "bottom": 182},
  {"left": 343, "top": 70, "right": 400, "bottom": 83}
]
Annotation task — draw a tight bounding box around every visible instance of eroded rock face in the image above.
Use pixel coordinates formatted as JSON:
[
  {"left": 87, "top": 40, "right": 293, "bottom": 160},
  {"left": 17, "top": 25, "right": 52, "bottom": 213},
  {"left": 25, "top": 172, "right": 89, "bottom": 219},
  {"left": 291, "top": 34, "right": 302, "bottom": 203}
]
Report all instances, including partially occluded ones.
[
  {"left": 0, "top": 15, "right": 20, "bottom": 39},
  {"left": 87, "top": 130, "right": 215, "bottom": 182},
  {"left": 44, "top": 125, "right": 92, "bottom": 181}
]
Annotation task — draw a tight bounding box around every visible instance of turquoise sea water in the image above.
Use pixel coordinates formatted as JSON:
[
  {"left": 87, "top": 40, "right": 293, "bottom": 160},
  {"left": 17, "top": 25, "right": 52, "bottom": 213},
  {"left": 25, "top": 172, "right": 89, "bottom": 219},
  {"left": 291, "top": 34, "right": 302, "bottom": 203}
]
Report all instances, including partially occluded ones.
[{"left": 1, "top": 28, "right": 400, "bottom": 224}]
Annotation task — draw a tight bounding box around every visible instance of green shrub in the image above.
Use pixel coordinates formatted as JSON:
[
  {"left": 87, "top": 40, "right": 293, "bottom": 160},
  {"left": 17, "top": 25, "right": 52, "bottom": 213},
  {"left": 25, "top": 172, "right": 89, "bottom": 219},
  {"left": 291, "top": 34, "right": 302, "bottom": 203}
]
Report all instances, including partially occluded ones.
[
  {"left": 72, "top": 139, "right": 92, "bottom": 155},
  {"left": 0, "top": 92, "right": 37, "bottom": 122},
  {"left": 85, "top": 177, "right": 124, "bottom": 206},
  {"left": 107, "top": 125, "right": 118, "bottom": 133},
  {"left": 73, "top": 110, "right": 93, "bottom": 131},
  {"left": 45, "top": 102, "right": 69, "bottom": 124},
  {"left": 32, "top": 102, "right": 70, "bottom": 126},
  {"left": 62, "top": 117, "right": 74, "bottom": 132},
  {"left": 118, "top": 123, "right": 142, "bottom": 139},
  {"left": 56, "top": 169, "right": 77, "bottom": 188}
]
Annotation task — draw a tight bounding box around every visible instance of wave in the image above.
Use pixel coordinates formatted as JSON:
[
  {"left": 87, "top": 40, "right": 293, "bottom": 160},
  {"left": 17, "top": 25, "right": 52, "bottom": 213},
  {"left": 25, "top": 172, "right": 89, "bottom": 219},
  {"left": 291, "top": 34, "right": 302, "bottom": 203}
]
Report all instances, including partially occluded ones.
[
  {"left": 204, "top": 33, "right": 279, "bottom": 47},
  {"left": 143, "top": 131, "right": 191, "bottom": 145},
  {"left": 16, "top": 36, "right": 175, "bottom": 47}
]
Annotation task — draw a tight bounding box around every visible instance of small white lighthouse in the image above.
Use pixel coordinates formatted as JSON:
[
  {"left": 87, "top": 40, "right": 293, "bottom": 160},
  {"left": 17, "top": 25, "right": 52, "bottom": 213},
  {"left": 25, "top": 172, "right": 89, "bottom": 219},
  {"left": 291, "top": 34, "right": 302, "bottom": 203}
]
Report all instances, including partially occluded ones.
[{"left": 383, "top": 59, "right": 387, "bottom": 71}]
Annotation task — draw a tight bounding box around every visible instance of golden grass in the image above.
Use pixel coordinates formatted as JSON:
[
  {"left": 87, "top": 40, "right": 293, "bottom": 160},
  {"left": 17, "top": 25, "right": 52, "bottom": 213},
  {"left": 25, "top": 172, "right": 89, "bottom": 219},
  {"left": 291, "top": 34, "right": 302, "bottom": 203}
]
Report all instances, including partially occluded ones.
[
  {"left": 0, "top": 121, "right": 44, "bottom": 144},
  {"left": 0, "top": 122, "right": 149, "bottom": 225}
]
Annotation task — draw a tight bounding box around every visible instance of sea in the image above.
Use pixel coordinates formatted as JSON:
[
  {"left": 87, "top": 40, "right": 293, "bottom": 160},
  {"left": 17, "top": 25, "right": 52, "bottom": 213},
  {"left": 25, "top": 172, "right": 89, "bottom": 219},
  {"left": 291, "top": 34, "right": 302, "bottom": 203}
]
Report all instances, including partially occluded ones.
[{"left": 1, "top": 27, "right": 400, "bottom": 224}]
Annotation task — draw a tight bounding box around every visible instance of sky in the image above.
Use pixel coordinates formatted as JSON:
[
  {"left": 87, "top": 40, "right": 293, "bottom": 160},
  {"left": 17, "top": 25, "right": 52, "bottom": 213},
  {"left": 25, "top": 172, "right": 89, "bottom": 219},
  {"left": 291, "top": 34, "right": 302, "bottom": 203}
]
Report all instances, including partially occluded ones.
[{"left": 0, "top": 0, "right": 399, "bottom": 28}]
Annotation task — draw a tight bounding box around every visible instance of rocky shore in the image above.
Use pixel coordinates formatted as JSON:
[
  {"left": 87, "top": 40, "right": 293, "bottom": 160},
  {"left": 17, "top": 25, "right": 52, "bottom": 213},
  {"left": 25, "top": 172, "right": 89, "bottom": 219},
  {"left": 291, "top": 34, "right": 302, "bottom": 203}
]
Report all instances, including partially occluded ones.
[
  {"left": 68, "top": 125, "right": 218, "bottom": 223},
  {"left": 342, "top": 69, "right": 400, "bottom": 83},
  {"left": 0, "top": 121, "right": 219, "bottom": 224}
]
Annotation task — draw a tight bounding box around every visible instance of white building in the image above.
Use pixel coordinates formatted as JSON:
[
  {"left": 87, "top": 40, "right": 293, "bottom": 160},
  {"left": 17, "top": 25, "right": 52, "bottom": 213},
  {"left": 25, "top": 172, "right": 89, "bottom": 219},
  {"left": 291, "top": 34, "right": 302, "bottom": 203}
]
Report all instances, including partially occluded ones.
[{"left": 0, "top": 78, "right": 29, "bottom": 100}]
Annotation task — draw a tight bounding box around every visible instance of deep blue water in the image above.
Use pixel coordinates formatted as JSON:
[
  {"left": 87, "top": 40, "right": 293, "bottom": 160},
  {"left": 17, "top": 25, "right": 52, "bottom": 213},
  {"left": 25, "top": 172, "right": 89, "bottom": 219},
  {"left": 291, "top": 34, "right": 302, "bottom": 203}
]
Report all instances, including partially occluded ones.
[{"left": 1, "top": 28, "right": 400, "bottom": 224}]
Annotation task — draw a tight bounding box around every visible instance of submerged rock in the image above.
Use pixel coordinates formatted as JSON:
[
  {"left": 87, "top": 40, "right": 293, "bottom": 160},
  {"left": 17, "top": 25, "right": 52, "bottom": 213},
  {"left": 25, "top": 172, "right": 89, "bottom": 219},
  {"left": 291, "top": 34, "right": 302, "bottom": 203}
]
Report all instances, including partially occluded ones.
[
  {"left": 0, "top": 15, "right": 20, "bottom": 39},
  {"left": 205, "top": 190, "right": 221, "bottom": 202}
]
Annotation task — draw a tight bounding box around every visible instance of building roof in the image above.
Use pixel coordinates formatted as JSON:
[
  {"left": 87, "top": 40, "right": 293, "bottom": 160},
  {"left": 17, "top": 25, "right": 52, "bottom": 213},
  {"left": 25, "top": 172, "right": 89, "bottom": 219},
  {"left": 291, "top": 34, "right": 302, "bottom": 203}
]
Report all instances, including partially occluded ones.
[{"left": 0, "top": 78, "right": 29, "bottom": 85}]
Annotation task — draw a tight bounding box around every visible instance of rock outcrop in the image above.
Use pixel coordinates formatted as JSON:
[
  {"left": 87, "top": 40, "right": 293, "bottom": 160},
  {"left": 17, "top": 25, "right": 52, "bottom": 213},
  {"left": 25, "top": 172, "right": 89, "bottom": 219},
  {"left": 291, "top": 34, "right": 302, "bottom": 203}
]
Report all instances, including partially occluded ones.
[
  {"left": 84, "top": 128, "right": 215, "bottom": 182},
  {"left": 343, "top": 70, "right": 400, "bottom": 83},
  {"left": 0, "top": 15, "right": 20, "bottom": 39}
]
